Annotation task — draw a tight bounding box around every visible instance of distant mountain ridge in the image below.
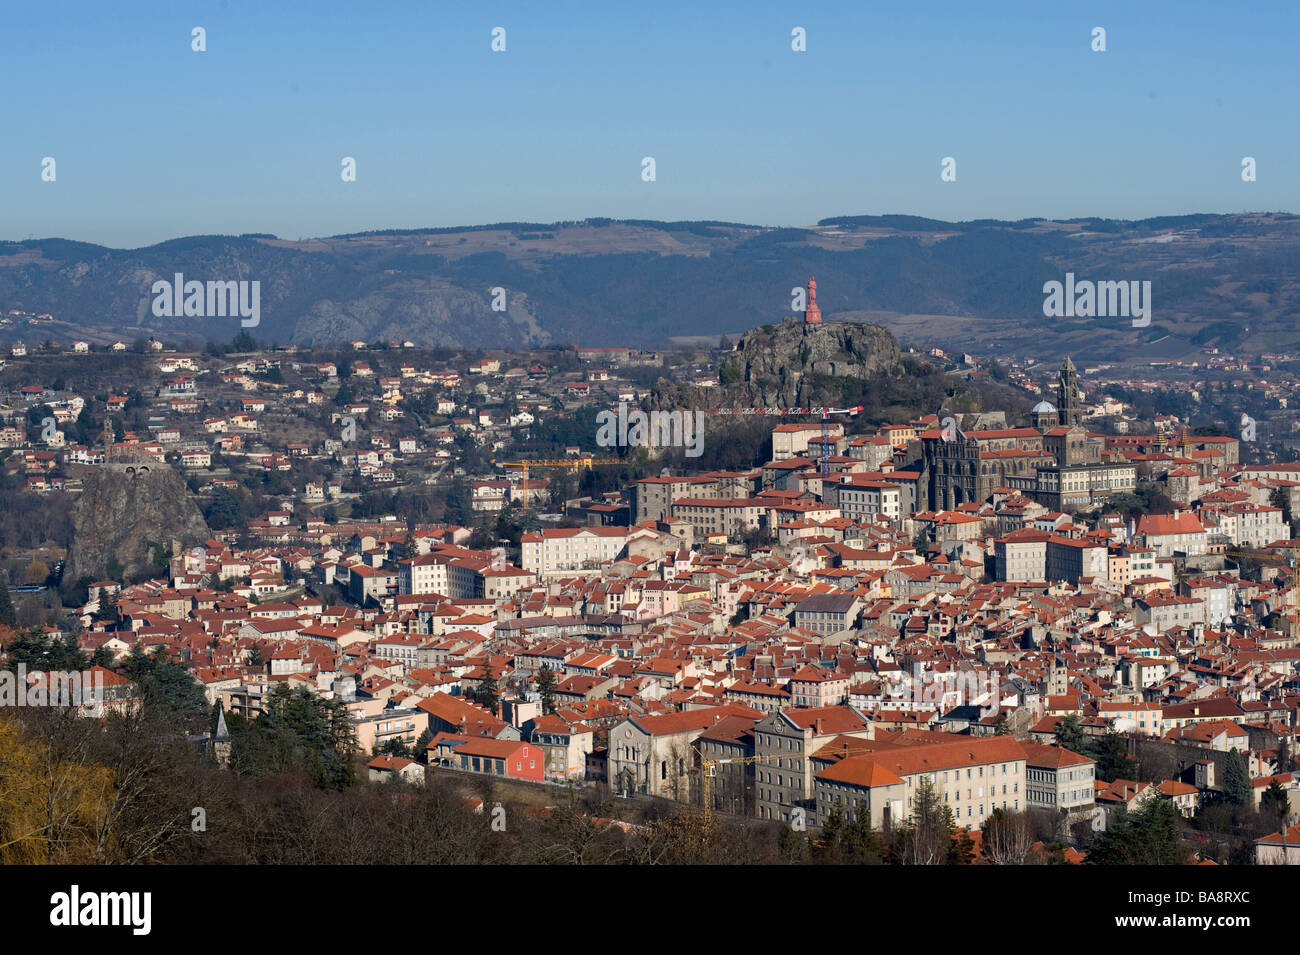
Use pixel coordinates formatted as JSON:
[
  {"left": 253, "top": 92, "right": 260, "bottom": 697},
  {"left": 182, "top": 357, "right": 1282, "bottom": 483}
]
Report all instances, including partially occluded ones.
[{"left": 1, "top": 212, "right": 1296, "bottom": 362}]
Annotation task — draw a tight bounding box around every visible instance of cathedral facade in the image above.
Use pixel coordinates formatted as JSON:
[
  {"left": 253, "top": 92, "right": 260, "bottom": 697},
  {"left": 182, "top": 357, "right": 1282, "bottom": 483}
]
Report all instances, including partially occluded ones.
[{"left": 919, "top": 357, "right": 1135, "bottom": 512}]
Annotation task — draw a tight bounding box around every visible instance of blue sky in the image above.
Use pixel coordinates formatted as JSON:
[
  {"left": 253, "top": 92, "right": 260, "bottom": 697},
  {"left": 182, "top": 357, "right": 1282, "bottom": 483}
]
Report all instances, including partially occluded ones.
[{"left": 3, "top": 0, "right": 1296, "bottom": 247}]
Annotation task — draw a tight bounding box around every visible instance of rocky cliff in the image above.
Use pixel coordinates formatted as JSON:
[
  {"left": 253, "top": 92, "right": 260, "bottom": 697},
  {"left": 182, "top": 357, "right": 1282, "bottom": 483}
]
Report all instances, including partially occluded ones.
[
  {"left": 68, "top": 466, "right": 211, "bottom": 582},
  {"left": 727, "top": 317, "right": 901, "bottom": 406}
]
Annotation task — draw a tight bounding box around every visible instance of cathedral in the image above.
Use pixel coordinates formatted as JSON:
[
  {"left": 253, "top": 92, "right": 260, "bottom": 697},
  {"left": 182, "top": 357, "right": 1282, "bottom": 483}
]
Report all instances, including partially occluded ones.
[{"left": 920, "top": 357, "right": 1135, "bottom": 512}]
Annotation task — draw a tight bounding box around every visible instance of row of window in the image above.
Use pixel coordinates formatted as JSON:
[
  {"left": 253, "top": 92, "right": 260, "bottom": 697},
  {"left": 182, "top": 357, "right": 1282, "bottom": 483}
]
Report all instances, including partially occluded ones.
[
  {"left": 907, "top": 763, "right": 1013, "bottom": 785},
  {"left": 459, "top": 756, "right": 537, "bottom": 773},
  {"left": 1029, "top": 789, "right": 1091, "bottom": 804},
  {"left": 1027, "top": 768, "right": 1094, "bottom": 783}
]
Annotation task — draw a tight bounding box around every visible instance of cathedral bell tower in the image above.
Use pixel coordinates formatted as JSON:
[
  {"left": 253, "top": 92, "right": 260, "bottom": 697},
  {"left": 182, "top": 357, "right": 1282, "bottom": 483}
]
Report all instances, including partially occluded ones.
[{"left": 1057, "top": 357, "right": 1083, "bottom": 427}]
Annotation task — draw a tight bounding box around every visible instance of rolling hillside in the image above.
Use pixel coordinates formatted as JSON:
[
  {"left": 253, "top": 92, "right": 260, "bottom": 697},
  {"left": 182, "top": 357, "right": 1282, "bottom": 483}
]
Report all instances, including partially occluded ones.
[{"left": 0, "top": 212, "right": 1296, "bottom": 362}]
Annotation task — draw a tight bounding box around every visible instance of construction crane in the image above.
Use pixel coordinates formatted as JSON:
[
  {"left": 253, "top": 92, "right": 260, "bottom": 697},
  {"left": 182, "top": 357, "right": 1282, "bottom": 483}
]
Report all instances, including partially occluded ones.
[
  {"left": 692, "top": 745, "right": 792, "bottom": 820},
  {"left": 1225, "top": 544, "right": 1299, "bottom": 570},
  {"left": 706, "top": 405, "right": 864, "bottom": 476},
  {"left": 491, "top": 456, "right": 627, "bottom": 510}
]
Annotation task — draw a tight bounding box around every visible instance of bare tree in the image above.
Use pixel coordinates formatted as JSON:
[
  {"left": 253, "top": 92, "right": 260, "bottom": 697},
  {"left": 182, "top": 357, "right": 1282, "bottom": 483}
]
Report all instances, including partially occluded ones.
[{"left": 982, "top": 808, "right": 1033, "bottom": 864}]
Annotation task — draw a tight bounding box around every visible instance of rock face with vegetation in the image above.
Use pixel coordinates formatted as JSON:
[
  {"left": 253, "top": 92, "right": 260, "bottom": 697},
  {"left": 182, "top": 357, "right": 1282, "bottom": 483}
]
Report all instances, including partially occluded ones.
[
  {"left": 68, "top": 466, "right": 211, "bottom": 582},
  {"left": 725, "top": 317, "right": 901, "bottom": 406}
]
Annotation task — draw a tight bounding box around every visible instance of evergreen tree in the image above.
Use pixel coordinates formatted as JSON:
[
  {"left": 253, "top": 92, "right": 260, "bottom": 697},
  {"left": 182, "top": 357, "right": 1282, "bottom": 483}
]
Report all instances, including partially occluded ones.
[
  {"left": 444, "top": 475, "right": 471, "bottom": 526},
  {"left": 816, "top": 804, "right": 845, "bottom": 859},
  {"left": 229, "top": 682, "right": 358, "bottom": 790},
  {"left": 1223, "top": 749, "right": 1251, "bottom": 807},
  {"left": 1261, "top": 778, "right": 1290, "bottom": 826},
  {"left": 815, "top": 803, "right": 881, "bottom": 863},
  {"left": 891, "top": 775, "right": 956, "bottom": 865},
  {"left": 375, "top": 738, "right": 411, "bottom": 758},
  {"left": 777, "top": 824, "right": 811, "bottom": 862},
  {"left": 94, "top": 594, "right": 122, "bottom": 626},
  {"left": 1091, "top": 731, "right": 1138, "bottom": 782},
  {"left": 1055, "top": 714, "right": 1086, "bottom": 753},
  {"left": 2, "top": 629, "right": 89, "bottom": 672},
  {"left": 475, "top": 672, "right": 500, "bottom": 714},
  {"left": 948, "top": 827, "right": 976, "bottom": 865},
  {"left": 842, "top": 804, "right": 883, "bottom": 862},
  {"left": 1086, "top": 791, "right": 1192, "bottom": 865},
  {"left": 411, "top": 729, "right": 433, "bottom": 762},
  {"left": 119, "top": 645, "right": 209, "bottom": 732},
  {"left": 204, "top": 486, "right": 243, "bottom": 530},
  {"left": 537, "top": 665, "right": 557, "bottom": 715},
  {"left": 0, "top": 579, "right": 16, "bottom": 628}
]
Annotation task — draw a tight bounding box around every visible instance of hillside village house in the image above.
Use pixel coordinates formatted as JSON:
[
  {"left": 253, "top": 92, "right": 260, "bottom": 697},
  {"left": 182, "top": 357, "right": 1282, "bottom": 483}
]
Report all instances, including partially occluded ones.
[
  {"left": 1255, "top": 823, "right": 1300, "bottom": 864},
  {"left": 527, "top": 714, "right": 595, "bottom": 782},
  {"left": 792, "top": 594, "right": 863, "bottom": 637},
  {"left": 449, "top": 739, "right": 544, "bottom": 782},
  {"left": 367, "top": 755, "right": 425, "bottom": 785},
  {"left": 1136, "top": 512, "right": 1207, "bottom": 557},
  {"left": 810, "top": 736, "right": 1029, "bottom": 831},
  {"left": 521, "top": 527, "right": 631, "bottom": 577}
]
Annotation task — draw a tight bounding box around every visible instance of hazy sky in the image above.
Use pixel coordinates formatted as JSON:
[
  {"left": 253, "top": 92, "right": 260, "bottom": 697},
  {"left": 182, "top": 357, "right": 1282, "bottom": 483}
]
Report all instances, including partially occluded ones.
[{"left": 4, "top": 0, "right": 1296, "bottom": 248}]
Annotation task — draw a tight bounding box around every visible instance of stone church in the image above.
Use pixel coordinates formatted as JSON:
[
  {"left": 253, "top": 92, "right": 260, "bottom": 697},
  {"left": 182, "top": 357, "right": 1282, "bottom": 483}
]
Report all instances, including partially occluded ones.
[{"left": 919, "top": 357, "right": 1133, "bottom": 512}]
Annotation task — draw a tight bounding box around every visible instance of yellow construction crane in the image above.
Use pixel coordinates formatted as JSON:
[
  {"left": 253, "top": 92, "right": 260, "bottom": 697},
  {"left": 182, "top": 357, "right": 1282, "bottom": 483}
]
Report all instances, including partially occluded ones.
[
  {"left": 1225, "top": 544, "right": 1299, "bottom": 570},
  {"left": 693, "top": 746, "right": 791, "bottom": 820},
  {"left": 491, "top": 456, "right": 627, "bottom": 509}
]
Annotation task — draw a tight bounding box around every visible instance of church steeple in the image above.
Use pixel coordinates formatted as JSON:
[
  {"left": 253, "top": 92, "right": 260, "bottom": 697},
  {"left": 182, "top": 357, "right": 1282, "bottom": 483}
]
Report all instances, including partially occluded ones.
[{"left": 1057, "top": 357, "right": 1082, "bottom": 427}]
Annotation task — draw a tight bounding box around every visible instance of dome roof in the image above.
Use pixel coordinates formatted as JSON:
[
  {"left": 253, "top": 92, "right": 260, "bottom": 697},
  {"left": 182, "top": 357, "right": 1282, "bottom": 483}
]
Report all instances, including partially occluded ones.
[{"left": 1031, "top": 400, "right": 1057, "bottom": 413}]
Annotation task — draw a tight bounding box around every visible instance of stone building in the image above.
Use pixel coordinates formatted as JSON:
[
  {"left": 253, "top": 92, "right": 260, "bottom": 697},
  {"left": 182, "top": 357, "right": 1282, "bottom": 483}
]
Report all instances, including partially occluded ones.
[
  {"left": 919, "top": 357, "right": 1131, "bottom": 512},
  {"left": 1057, "top": 356, "right": 1084, "bottom": 427}
]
